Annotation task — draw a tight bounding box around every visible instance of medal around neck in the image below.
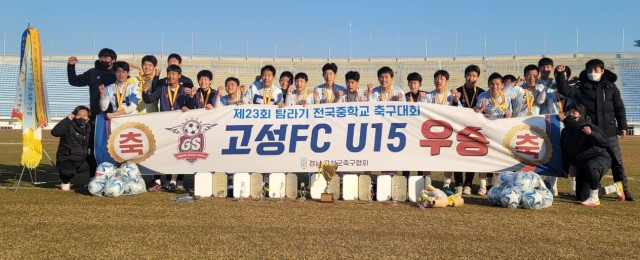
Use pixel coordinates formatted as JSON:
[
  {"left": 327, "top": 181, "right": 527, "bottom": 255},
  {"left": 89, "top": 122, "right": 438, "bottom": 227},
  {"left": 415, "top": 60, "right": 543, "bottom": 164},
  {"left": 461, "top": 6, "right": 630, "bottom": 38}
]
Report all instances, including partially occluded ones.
[{"left": 319, "top": 162, "right": 338, "bottom": 203}]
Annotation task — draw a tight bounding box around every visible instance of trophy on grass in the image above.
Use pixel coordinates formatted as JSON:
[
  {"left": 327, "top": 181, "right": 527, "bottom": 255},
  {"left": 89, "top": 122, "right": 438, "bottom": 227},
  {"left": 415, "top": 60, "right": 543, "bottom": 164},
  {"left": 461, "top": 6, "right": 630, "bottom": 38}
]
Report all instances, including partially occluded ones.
[{"left": 319, "top": 162, "right": 338, "bottom": 203}]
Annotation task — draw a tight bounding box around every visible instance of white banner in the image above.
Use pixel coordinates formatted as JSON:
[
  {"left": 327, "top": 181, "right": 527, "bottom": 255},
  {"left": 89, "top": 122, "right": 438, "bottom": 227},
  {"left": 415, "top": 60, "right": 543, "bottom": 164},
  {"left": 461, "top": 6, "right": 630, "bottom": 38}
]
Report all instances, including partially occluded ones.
[{"left": 106, "top": 102, "right": 564, "bottom": 176}]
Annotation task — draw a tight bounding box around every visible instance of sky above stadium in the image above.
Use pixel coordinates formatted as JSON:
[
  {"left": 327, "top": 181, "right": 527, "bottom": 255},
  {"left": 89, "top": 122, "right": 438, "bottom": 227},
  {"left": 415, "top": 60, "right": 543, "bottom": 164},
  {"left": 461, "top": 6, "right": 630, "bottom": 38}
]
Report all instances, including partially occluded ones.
[{"left": 2, "top": 0, "right": 639, "bottom": 58}]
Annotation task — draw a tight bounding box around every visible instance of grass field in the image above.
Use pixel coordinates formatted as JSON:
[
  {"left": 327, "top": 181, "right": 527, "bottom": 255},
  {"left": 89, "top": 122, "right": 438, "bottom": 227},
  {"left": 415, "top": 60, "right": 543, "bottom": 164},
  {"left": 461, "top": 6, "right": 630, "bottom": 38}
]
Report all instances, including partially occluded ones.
[{"left": 1, "top": 129, "right": 638, "bottom": 258}]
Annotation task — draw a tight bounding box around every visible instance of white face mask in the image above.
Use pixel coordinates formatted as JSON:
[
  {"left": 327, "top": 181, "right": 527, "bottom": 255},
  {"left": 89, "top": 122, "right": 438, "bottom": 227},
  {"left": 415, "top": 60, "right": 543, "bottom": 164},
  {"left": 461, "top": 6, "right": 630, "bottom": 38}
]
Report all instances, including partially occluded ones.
[{"left": 588, "top": 72, "right": 602, "bottom": 82}]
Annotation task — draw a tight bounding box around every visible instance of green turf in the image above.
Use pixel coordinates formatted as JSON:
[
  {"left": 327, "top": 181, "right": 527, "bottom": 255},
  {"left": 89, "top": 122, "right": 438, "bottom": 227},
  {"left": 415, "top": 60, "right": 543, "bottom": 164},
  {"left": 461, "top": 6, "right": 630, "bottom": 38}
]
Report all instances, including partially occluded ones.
[{"left": 1, "top": 129, "right": 638, "bottom": 258}]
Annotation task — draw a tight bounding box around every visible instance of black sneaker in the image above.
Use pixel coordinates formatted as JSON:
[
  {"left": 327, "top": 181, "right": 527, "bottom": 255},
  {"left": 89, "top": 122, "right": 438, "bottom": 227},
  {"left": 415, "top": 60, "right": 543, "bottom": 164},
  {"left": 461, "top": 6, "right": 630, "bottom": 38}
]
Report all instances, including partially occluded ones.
[
  {"left": 624, "top": 191, "right": 635, "bottom": 202},
  {"left": 164, "top": 183, "right": 177, "bottom": 192},
  {"left": 148, "top": 183, "right": 162, "bottom": 192}
]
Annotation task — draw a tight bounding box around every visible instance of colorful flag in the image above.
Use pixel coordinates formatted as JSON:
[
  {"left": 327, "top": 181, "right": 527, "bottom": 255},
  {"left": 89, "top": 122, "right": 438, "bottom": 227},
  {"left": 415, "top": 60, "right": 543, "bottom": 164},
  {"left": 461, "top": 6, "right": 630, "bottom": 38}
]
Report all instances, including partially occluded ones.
[{"left": 11, "top": 25, "right": 50, "bottom": 169}]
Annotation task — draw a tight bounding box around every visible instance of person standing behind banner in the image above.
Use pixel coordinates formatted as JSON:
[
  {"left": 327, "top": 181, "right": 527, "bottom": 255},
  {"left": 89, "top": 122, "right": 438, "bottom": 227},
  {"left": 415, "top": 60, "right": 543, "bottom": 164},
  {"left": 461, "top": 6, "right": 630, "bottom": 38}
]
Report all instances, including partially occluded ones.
[
  {"left": 142, "top": 64, "right": 192, "bottom": 192},
  {"left": 284, "top": 72, "right": 315, "bottom": 106},
  {"left": 338, "top": 71, "right": 368, "bottom": 103},
  {"left": 216, "top": 77, "right": 249, "bottom": 107},
  {"left": 51, "top": 106, "right": 92, "bottom": 191},
  {"left": 314, "top": 63, "right": 347, "bottom": 104},
  {"left": 132, "top": 55, "right": 161, "bottom": 113},
  {"left": 157, "top": 53, "right": 194, "bottom": 89},
  {"left": 555, "top": 60, "right": 634, "bottom": 201},
  {"left": 474, "top": 73, "right": 513, "bottom": 195},
  {"left": 404, "top": 72, "right": 426, "bottom": 103},
  {"left": 453, "top": 65, "right": 486, "bottom": 195},
  {"left": 504, "top": 64, "right": 549, "bottom": 118},
  {"left": 184, "top": 70, "right": 219, "bottom": 111},
  {"left": 67, "top": 48, "right": 117, "bottom": 178},
  {"left": 245, "top": 65, "right": 284, "bottom": 105},
  {"left": 99, "top": 61, "right": 141, "bottom": 119},
  {"left": 419, "top": 70, "right": 460, "bottom": 191},
  {"left": 279, "top": 71, "right": 294, "bottom": 101},
  {"left": 402, "top": 72, "right": 426, "bottom": 178},
  {"left": 367, "top": 66, "right": 406, "bottom": 102}
]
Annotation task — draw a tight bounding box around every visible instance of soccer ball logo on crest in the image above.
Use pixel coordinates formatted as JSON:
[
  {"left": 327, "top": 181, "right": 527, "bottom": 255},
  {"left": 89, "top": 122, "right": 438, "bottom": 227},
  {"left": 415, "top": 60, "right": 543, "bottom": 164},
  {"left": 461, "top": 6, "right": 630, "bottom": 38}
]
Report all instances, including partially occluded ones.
[{"left": 166, "top": 119, "right": 217, "bottom": 164}]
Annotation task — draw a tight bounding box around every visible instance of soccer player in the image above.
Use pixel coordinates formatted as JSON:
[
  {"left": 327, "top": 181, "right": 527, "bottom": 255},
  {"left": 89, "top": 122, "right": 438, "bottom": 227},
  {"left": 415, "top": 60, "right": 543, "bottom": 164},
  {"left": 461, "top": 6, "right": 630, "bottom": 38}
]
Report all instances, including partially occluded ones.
[
  {"left": 502, "top": 74, "right": 517, "bottom": 89},
  {"left": 314, "top": 63, "right": 347, "bottom": 104},
  {"left": 285, "top": 72, "right": 315, "bottom": 106},
  {"left": 51, "top": 106, "right": 92, "bottom": 191},
  {"left": 279, "top": 71, "right": 294, "bottom": 100},
  {"left": 367, "top": 66, "right": 405, "bottom": 102},
  {"left": 142, "top": 64, "right": 192, "bottom": 192},
  {"left": 405, "top": 72, "right": 426, "bottom": 103},
  {"left": 157, "top": 53, "right": 194, "bottom": 89},
  {"left": 505, "top": 65, "right": 549, "bottom": 118},
  {"left": 338, "top": 71, "right": 367, "bottom": 103},
  {"left": 133, "top": 55, "right": 161, "bottom": 113},
  {"left": 555, "top": 60, "right": 634, "bottom": 201},
  {"left": 451, "top": 65, "right": 486, "bottom": 195},
  {"left": 402, "top": 72, "right": 426, "bottom": 177},
  {"left": 421, "top": 70, "right": 459, "bottom": 105},
  {"left": 420, "top": 70, "right": 459, "bottom": 190},
  {"left": 245, "top": 65, "right": 284, "bottom": 105},
  {"left": 184, "top": 70, "right": 218, "bottom": 110},
  {"left": 474, "top": 73, "right": 513, "bottom": 195},
  {"left": 216, "top": 77, "right": 249, "bottom": 106},
  {"left": 99, "top": 61, "right": 141, "bottom": 119},
  {"left": 560, "top": 103, "right": 625, "bottom": 206}
]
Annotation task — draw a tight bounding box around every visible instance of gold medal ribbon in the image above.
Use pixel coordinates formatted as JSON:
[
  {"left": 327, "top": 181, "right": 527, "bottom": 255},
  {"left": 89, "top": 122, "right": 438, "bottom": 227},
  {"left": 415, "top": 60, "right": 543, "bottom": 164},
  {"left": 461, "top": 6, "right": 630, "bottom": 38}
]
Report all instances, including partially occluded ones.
[
  {"left": 557, "top": 95, "right": 565, "bottom": 113},
  {"left": 323, "top": 84, "right": 334, "bottom": 103},
  {"left": 463, "top": 86, "right": 477, "bottom": 107},
  {"left": 384, "top": 88, "right": 393, "bottom": 101},
  {"left": 262, "top": 86, "right": 272, "bottom": 105},
  {"left": 491, "top": 91, "right": 507, "bottom": 111},
  {"left": 436, "top": 90, "right": 448, "bottom": 105},
  {"left": 200, "top": 88, "right": 211, "bottom": 107},
  {"left": 296, "top": 89, "right": 308, "bottom": 105},
  {"left": 525, "top": 88, "right": 534, "bottom": 115},
  {"left": 167, "top": 85, "right": 180, "bottom": 110},
  {"left": 115, "top": 82, "right": 128, "bottom": 111}
]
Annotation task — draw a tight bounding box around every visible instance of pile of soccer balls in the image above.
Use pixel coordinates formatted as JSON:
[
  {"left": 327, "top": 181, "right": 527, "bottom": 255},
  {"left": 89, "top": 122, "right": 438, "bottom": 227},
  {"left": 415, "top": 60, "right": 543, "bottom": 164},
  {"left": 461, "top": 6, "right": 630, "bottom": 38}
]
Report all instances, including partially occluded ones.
[
  {"left": 88, "top": 162, "right": 147, "bottom": 197},
  {"left": 487, "top": 171, "right": 553, "bottom": 209}
]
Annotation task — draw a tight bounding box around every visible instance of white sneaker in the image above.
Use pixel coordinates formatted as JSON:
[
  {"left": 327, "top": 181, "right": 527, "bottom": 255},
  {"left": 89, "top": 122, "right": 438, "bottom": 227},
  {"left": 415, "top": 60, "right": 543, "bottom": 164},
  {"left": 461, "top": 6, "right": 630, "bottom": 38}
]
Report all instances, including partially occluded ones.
[
  {"left": 569, "top": 190, "right": 576, "bottom": 196},
  {"left": 477, "top": 186, "right": 487, "bottom": 196},
  {"left": 60, "top": 183, "right": 71, "bottom": 191},
  {"left": 462, "top": 186, "right": 472, "bottom": 195},
  {"left": 581, "top": 197, "right": 600, "bottom": 206},
  {"left": 454, "top": 186, "right": 463, "bottom": 195}
]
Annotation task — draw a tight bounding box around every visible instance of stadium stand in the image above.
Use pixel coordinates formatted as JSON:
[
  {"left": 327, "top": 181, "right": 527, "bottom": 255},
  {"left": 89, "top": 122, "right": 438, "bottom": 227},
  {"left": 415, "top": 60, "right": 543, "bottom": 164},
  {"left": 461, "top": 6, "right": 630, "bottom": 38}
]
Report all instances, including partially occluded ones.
[{"left": 1, "top": 53, "right": 638, "bottom": 133}]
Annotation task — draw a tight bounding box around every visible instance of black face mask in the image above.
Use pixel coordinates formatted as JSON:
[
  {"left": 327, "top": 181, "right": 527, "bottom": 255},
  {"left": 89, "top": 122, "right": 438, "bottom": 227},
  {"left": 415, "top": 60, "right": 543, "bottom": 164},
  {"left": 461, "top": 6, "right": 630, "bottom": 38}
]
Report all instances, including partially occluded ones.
[
  {"left": 95, "top": 59, "right": 111, "bottom": 69},
  {"left": 74, "top": 118, "right": 88, "bottom": 127}
]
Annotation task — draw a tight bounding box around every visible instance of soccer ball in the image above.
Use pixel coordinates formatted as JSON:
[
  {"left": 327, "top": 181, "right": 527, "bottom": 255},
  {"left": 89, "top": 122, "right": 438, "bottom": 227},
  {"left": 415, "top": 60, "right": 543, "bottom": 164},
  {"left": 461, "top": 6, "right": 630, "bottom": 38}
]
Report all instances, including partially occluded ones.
[
  {"left": 119, "top": 162, "right": 140, "bottom": 181},
  {"left": 497, "top": 172, "right": 516, "bottom": 188},
  {"left": 500, "top": 187, "right": 522, "bottom": 208},
  {"left": 487, "top": 186, "right": 503, "bottom": 206},
  {"left": 182, "top": 120, "right": 201, "bottom": 136},
  {"left": 88, "top": 180, "right": 105, "bottom": 196},
  {"left": 123, "top": 178, "right": 146, "bottom": 195},
  {"left": 512, "top": 173, "right": 536, "bottom": 193},
  {"left": 94, "top": 162, "right": 116, "bottom": 182},
  {"left": 521, "top": 189, "right": 546, "bottom": 209},
  {"left": 539, "top": 189, "right": 554, "bottom": 209},
  {"left": 104, "top": 178, "right": 125, "bottom": 197}
]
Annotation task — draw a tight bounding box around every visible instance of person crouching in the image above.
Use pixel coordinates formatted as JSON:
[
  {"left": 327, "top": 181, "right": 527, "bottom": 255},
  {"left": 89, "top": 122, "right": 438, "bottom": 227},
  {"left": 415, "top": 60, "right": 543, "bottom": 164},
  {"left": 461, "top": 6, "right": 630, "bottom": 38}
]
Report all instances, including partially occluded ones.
[{"left": 560, "top": 103, "right": 625, "bottom": 206}]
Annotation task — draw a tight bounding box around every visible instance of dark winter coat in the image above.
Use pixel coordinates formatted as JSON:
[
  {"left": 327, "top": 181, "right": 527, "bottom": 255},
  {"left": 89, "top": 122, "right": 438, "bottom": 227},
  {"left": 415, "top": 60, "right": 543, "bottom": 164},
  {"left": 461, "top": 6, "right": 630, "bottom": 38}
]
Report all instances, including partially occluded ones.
[
  {"left": 51, "top": 118, "right": 92, "bottom": 163},
  {"left": 560, "top": 115, "right": 609, "bottom": 172},
  {"left": 555, "top": 69, "right": 627, "bottom": 137},
  {"left": 67, "top": 60, "right": 117, "bottom": 121}
]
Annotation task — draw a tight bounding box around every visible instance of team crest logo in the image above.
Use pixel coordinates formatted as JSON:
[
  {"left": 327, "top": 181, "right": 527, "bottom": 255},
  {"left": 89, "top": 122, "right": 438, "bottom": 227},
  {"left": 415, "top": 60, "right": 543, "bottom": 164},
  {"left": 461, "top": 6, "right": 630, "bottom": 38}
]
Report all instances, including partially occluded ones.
[{"left": 166, "top": 119, "right": 217, "bottom": 164}]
